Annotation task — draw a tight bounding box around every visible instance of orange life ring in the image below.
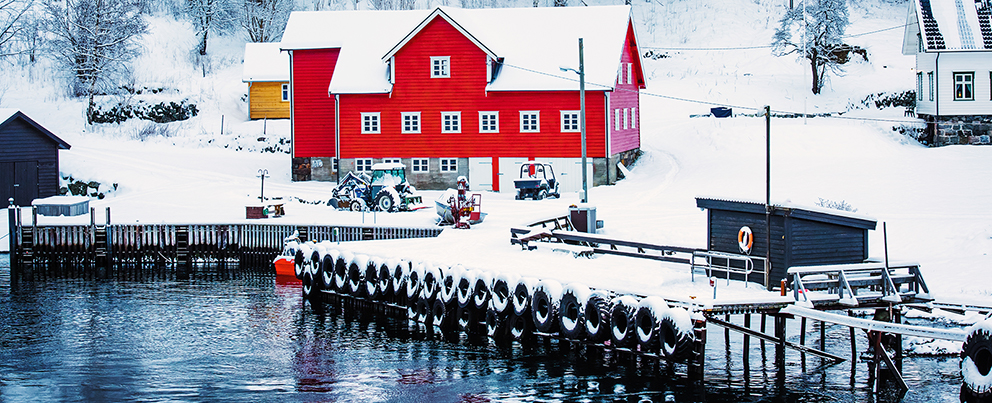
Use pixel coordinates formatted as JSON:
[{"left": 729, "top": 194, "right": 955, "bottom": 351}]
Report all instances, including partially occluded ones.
[{"left": 738, "top": 226, "right": 753, "bottom": 254}]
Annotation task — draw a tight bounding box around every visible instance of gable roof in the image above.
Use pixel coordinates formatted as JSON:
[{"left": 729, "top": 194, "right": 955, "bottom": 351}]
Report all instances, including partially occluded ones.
[
  {"left": 280, "top": 5, "right": 641, "bottom": 94},
  {"left": 695, "top": 196, "right": 877, "bottom": 230},
  {"left": 242, "top": 42, "right": 290, "bottom": 82},
  {"left": 0, "top": 109, "right": 71, "bottom": 150},
  {"left": 907, "top": 0, "right": 992, "bottom": 52}
]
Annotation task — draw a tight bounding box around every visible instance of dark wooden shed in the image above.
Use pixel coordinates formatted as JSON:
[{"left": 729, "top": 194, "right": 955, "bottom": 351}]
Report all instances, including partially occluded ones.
[
  {"left": 696, "top": 197, "right": 877, "bottom": 288},
  {"left": 1, "top": 110, "right": 71, "bottom": 206}
]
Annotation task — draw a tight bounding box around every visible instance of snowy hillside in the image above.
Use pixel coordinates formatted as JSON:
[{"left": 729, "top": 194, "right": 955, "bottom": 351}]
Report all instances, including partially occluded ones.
[{"left": 5, "top": 0, "right": 992, "bottom": 305}]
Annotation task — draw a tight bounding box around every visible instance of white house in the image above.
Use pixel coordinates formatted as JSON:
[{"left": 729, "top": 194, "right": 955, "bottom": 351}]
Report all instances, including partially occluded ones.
[{"left": 903, "top": 0, "right": 992, "bottom": 145}]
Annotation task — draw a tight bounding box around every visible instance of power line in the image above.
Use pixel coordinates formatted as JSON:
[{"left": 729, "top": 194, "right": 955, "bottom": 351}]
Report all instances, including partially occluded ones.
[
  {"left": 639, "top": 23, "right": 911, "bottom": 52},
  {"left": 501, "top": 62, "right": 923, "bottom": 124}
]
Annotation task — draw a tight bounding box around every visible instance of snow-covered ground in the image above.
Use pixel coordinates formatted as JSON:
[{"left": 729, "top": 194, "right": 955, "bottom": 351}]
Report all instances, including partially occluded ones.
[{"left": 2, "top": 1, "right": 990, "bottom": 321}]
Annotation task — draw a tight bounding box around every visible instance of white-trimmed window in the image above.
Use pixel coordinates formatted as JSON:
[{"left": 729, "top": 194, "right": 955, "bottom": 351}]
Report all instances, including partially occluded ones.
[
  {"left": 561, "top": 111, "right": 580, "bottom": 132},
  {"left": 412, "top": 158, "right": 429, "bottom": 172},
  {"left": 361, "top": 112, "right": 380, "bottom": 133},
  {"left": 431, "top": 56, "right": 450, "bottom": 78},
  {"left": 440, "top": 158, "right": 458, "bottom": 172},
  {"left": 623, "top": 108, "right": 629, "bottom": 130},
  {"left": 626, "top": 63, "right": 633, "bottom": 85},
  {"left": 402, "top": 112, "right": 420, "bottom": 133},
  {"left": 520, "top": 111, "right": 540, "bottom": 133},
  {"left": 382, "top": 158, "right": 401, "bottom": 164},
  {"left": 355, "top": 158, "right": 373, "bottom": 172},
  {"left": 928, "top": 72, "right": 934, "bottom": 101},
  {"left": 614, "top": 109, "right": 621, "bottom": 131},
  {"left": 281, "top": 84, "right": 289, "bottom": 102},
  {"left": 917, "top": 72, "right": 923, "bottom": 101},
  {"left": 632, "top": 107, "right": 637, "bottom": 129},
  {"left": 480, "top": 112, "right": 499, "bottom": 133},
  {"left": 955, "top": 72, "right": 974, "bottom": 101},
  {"left": 441, "top": 112, "right": 461, "bottom": 133}
]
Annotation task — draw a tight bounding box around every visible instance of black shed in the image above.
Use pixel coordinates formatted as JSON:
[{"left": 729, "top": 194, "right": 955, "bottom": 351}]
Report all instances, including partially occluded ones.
[
  {"left": 1, "top": 110, "right": 71, "bottom": 206},
  {"left": 696, "top": 197, "right": 877, "bottom": 288}
]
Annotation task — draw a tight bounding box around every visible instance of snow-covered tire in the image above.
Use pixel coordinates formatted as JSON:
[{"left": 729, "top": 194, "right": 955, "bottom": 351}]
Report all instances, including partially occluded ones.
[
  {"left": 457, "top": 269, "right": 479, "bottom": 309},
  {"left": 559, "top": 283, "right": 591, "bottom": 340},
  {"left": 377, "top": 260, "right": 392, "bottom": 300},
  {"left": 962, "top": 320, "right": 992, "bottom": 398},
  {"left": 485, "top": 307, "right": 506, "bottom": 338},
  {"left": 406, "top": 262, "right": 425, "bottom": 301},
  {"left": 431, "top": 299, "right": 452, "bottom": 330},
  {"left": 301, "top": 264, "right": 314, "bottom": 300},
  {"left": 508, "top": 311, "right": 533, "bottom": 341},
  {"left": 334, "top": 252, "right": 352, "bottom": 292},
  {"left": 294, "top": 248, "right": 306, "bottom": 279},
  {"left": 307, "top": 250, "right": 322, "bottom": 293},
  {"left": 584, "top": 290, "right": 612, "bottom": 343},
  {"left": 416, "top": 298, "right": 431, "bottom": 324},
  {"left": 364, "top": 257, "right": 381, "bottom": 300},
  {"left": 532, "top": 279, "right": 563, "bottom": 333},
  {"left": 320, "top": 252, "right": 337, "bottom": 291},
  {"left": 422, "top": 264, "right": 442, "bottom": 302},
  {"left": 391, "top": 260, "right": 407, "bottom": 298},
  {"left": 512, "top": 277, "right": 540, "bottom": 317},
  {"left": 456, "top": 305, "right": 476, "bottom": 332},
  {"left": 659, "top": 307, "right": 695, "bottom": 360},
  {"left": 349, "top": 199, "right": 366, "bottom": 212},
  {"left": 473, "top": 271, "right": 494, "bottom": 310},
  {"left": 634, "top": 296, "right": 669, "bottom": 353},
  {"left": 348, "top": 255, "right": 369, "bottom": 298},
  {"left": 491, "top": 272, "right": 520, "bottom": 315},
  {"left": 610, "top": 295, "right": 639, "bottom": 348},
  {"left": 374, "top": 188, "right": 401, "bottom": 212},
  {"left": 439, "top": 265, "right": 462, "bottom": 304}
]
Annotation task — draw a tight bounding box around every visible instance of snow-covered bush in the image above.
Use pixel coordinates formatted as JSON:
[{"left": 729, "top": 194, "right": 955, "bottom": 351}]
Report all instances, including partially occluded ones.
[
  {"left": 59, "top": 175, "right": 117, "bottom": 199},
  {"left": 815, "top": 198, "right": 857, "bottom": 213},
  {"left": 89, "top": 98, "right": 198, "bottom": 124}
]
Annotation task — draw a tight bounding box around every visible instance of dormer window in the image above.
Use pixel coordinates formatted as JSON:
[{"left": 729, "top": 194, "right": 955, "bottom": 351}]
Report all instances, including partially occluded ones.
[{"left": 431, "top": 56, "right": 450, "bottom": 78}]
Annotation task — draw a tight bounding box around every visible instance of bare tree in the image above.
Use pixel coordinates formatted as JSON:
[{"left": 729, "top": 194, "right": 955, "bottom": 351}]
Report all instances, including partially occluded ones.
[
  {"left": 772, "top": 0, "right": 849, "bottom": 94},
  {"left": 242, "top": 0, "right": 292, "bottom": 42},
  {"left": 0, "top": 0, "right": 31, "bottom": 57},
  {"left": 186, "top": 0, "right": 238, "bottom": 55},
  {"left": 42, "top": 0, "right": 146, "bottom": 121}
]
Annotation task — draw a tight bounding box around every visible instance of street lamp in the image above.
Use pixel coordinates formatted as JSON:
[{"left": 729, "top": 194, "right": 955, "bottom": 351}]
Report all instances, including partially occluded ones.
[{"left": 560, "top": 38, "right": 587, "bottom": 203}]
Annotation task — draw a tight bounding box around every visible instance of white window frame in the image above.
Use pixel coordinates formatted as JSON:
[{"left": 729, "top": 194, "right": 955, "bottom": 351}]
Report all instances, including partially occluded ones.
[
  {"left": 440, "top": 158, "right": 458, "bottom": 172},
  {"left": 632, "top": 107, "right": 637, "bottom": 129},
  {"left": 441, "top": 112, "right": 461, "bottom": 133},
  {"left": 917, "top": 72, "right": 923, "bottom": 101},
  {"left": 928, "top": 72, "right": 934, "bottom": 102},
  {"left": 560, "top": 110, "right": 580, "bottom": 132},
  {"left": 624, "top": 108, "right": 630, "bottom": 130},
  {"left": 479, "top": 111, "right": 499, "bottom": 133},
  {"left": 626, "top": 63, "right": 633, "bottom": 85},
  {"left": 382, "top": 158, "right": 401, "bottom": 164},
  {"left": 955, "top": 72, "right": 974, "bottom": 101},
  {"left": 520, "top": 111, "right": 540, "bottom": 133},
  {"left": 431, "top": 56, "right": 450, "bottom": 78},
  {"left": 361, "top": 112, "right": 380, "bottom": 134},
  {"left": 614, "top": 109, "right": 621, "bottom": 131},
  {"left": 412, "top": 158, "right": 429, "bottom": 173},
  {"left": 281, "top": 83, "right": 289, "bottom": 102},
  {"left": 355, "top": 158, "right": 373, "bottom": 172},
  {"left": 402, "top": 112, "right": 420, "bottom": 133}
]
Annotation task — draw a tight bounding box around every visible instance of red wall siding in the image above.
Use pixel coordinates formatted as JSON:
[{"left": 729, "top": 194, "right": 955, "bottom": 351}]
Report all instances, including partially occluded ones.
[
  {"left": 608, "top": 21, "right": 641, "bottom": 155},
  {"left": 292, "top": 48, "right": 339, "bottom": 158},
  {"left": 335, "top": 17, "right": 607, "bottom": 159}
]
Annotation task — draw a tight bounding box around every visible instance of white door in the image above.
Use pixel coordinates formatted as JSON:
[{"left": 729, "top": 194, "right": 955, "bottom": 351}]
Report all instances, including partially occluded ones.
[
  {"left": 468, "top": 157, "right": 493, "bottom": 191},
  {"left": 498, "top": 157, "right": 530, "bottom": 193},
  {"left": 540, "top": 158, "right": 593, "bottom": 195}
]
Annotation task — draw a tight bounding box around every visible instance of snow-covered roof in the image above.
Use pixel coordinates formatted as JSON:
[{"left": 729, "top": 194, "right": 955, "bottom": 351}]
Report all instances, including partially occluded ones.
[
  {"left": 909, "top": 0, "right": 992, "bottom": 51},
  {"left": 242, "top": 42, "right": 290, "bottom": 82},
  {"left": 695, "top": 196, "right": 877, "bottom": 230},
  {"left": 280, "top": 6, "right": 637, "bottom": 94},
  {"left": 0, "top": 109, "right": 71, "bottom": 150}
]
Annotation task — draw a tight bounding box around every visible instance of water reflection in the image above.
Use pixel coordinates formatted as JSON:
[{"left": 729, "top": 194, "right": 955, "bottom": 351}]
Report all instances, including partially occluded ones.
[{"left": 0, "top": 255, "right": 967, "bottom": 402}]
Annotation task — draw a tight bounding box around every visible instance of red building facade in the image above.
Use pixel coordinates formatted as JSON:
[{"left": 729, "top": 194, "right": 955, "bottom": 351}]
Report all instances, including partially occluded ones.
[{"left": 282, "top": 6, "right": 644, "bottom": 192}]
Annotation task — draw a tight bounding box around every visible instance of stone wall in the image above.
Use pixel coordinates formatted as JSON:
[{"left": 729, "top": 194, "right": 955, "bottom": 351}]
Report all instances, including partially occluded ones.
[{"left": 921, "top": 114, "right": 992, "bottom": 146}]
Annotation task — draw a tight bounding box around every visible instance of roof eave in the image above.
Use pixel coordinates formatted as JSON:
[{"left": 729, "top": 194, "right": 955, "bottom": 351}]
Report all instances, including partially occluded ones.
[
  {"left": 0, "top": 111, "right": 71, "bottom": 150},
  {"left": 381, "top": 7, "right": 498, "bottom": 62}
]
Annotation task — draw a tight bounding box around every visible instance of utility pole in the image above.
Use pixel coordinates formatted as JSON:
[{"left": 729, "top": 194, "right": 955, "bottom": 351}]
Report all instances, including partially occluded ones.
[
  {"left": 765, "top": 105, "right": 773, "bottom": 291},
  {"left": 579, "top": 38, "right": 587, "bottom": 203}
]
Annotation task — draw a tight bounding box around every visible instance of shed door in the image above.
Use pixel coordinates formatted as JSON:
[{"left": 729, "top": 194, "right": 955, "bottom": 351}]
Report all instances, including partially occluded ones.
[
  {"left": 14, "top": 161, "right": 38, "bottom": 206},
  {"left": 468, "top": 158, "right": 493, "bottom": 191}
]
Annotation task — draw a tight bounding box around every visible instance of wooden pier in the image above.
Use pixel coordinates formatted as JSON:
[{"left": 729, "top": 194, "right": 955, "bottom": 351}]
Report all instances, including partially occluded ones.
[{"left": 6, "top": 204, "right": 442, "bottom": 281}]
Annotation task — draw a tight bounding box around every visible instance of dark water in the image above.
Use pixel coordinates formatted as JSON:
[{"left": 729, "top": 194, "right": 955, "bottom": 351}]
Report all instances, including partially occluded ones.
[{"left": 0, "top": 254, "right": 965, "bottom": 403}]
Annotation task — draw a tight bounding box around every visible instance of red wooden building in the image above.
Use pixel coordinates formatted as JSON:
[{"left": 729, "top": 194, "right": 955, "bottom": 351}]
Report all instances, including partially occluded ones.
[{"left": 280, "top": 6, "right": 644, "bottom": 193}]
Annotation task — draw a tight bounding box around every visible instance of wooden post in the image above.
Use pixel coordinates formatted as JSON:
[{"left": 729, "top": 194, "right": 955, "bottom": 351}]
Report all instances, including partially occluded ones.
[
  {"left": 848, "top": 310, "right": 857, "bottom": 361},
  {"left": 689, "top": 316, "right": 707, "bottom": 380},
  {"left": 743, "top": 313, "right": 751, "bottom": 362},
  {"left": 820, "top": 319, "right": 826, "bottom": 352},
  {"left": 8, "top": 198, "right": 18, "bottom": 283}
]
